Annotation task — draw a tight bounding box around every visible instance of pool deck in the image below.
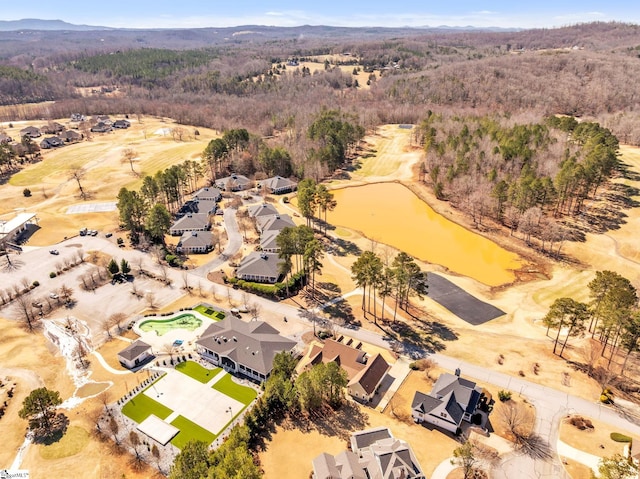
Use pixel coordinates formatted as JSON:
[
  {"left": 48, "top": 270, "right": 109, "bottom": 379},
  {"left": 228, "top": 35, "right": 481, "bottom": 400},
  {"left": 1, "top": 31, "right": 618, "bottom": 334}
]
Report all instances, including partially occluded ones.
[{"left": 132, "top": 310, "right": 219, "bottom": 357}]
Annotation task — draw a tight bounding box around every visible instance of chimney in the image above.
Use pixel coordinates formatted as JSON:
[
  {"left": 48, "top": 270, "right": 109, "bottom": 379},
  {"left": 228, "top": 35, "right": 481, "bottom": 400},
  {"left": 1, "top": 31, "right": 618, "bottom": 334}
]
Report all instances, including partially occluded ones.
[{"left": 455, "top": 368, "right": 461, "bottom": 377}]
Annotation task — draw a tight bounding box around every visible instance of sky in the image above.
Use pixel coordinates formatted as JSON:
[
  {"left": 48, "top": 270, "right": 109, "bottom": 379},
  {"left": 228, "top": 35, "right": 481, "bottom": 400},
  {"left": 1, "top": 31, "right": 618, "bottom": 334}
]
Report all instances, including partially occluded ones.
[{"left": 3, "top": 1, "right": 640, "bottom": 30}]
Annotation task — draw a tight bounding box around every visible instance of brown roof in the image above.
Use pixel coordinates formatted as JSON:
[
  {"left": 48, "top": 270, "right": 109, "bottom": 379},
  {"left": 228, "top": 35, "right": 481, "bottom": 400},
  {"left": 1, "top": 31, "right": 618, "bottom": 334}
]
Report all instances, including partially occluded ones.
[
  {"left": 308, "top": 339, "right": 367, "bottom": 380},
  {"left": 348, "top": 353, "right": 390, "bottom": 395}
]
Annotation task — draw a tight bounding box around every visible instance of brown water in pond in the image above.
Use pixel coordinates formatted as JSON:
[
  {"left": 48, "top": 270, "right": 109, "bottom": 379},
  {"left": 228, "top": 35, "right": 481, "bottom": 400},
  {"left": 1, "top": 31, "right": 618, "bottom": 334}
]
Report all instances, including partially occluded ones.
[
  {"left": 328, "top": 183, "right": 523, "bottom": 286},
  {"left": 76, "top": 381, "right": 110, "bottom": 398}
]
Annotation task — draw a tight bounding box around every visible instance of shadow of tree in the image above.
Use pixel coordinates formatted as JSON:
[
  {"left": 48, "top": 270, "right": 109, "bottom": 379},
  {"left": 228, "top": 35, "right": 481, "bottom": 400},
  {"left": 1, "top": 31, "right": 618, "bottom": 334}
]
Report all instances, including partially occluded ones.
[
  {"left": 288, "top": 402, "right": 369, "bottom": 441},
  {"left": 325, "top": 237, "right": 362, "bottom": 257},
  {"left": 32, "top": 413, "right": 69, "bottom": 445}
]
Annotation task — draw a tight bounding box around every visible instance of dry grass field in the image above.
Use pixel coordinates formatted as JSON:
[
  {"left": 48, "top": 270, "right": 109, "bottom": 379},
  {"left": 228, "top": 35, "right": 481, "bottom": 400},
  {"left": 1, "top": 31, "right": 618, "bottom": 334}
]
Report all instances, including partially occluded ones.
[
  {"left": 0, "top": 115, "right": 218, "bottom": 245},
  {"left": 2, "top": 121, "right": 640, "bottom": 479}
]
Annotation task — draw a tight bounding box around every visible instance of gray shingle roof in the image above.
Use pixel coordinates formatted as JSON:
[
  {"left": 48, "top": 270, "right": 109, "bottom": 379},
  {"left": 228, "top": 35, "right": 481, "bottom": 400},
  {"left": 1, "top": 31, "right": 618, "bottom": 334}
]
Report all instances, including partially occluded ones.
[
  {"left": 196, "top": 317, "right": 295, "bottom": 375},
  {"left": 170, "top": 213, "right": 210, "bottom": 232},
  {"left": 236, "top": 252, "right": 282, "bottom": 282},
  {"left": 178, "top": 231, "right": 213, "bottom": 249},
  {"left": 118, "top": 340, "right": 152, "bottom": 361},
  {"left": 256, "top": 214, "right": 295, "bottom": 232},
  {"left": 248, "top": 203, "right": 279, "bottom": 218},
  {"left": 261, "top": 176, "right": 297, "bottom": 192},
  {"left": 193, "top": 187, "right": 222, "bottom": 201}
]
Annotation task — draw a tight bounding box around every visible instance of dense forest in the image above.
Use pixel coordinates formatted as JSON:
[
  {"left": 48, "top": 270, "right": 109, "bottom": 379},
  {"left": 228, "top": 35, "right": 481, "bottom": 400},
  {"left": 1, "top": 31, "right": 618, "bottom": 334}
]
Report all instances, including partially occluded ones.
[{"left": 1, "top": 22, "right": 640, "bottom": 145}]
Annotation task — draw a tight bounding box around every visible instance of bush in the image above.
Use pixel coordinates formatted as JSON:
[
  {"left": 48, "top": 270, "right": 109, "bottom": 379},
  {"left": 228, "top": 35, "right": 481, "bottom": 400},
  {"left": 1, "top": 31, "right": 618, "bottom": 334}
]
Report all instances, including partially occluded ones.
[
  {"left": 610, "top": 432, "right": 632, "bottom": 443},
  {"left": 32, "top": 281, "right": 39, "bottom": 287},
  {"left": 49, "top": 272, "right": 57, "bottom": 278},
  {"left": 498, "top": 390, "right": 512, "bottom": 402},
  {"left": 23, "top": 188, "right": 31, "bottom": 197},
  {"left": 409, "top": 362, "right": 420, "bottom": 370}
]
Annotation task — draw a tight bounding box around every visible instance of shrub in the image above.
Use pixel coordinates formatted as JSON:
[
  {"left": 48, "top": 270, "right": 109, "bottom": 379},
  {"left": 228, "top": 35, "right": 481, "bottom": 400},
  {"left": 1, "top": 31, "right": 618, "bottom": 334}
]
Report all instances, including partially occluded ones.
[
  {"left": 23, "top": 188, "right": 31, "bottom": 197},
  {"left": 610, "top": 432, "right": 632, "bottom": 443},
  {"left": 409, "top": 362, "right": 420, "bottom": 370},
  {"left": 32, "top": 281, "right": 40, "bottom": 287},
  {"left": 498, "top": 390, "right": 512, "bottom": 402},
  {"left": 49, "top": 272, "right": 57, "bottom": 278}
]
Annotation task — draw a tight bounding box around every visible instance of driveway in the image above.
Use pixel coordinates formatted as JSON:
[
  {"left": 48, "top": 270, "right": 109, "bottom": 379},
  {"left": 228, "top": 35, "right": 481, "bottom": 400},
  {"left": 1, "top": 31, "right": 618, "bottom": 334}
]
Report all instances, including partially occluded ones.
[{"left": 191, "top": 206, "right": 242, "bottom": 277}]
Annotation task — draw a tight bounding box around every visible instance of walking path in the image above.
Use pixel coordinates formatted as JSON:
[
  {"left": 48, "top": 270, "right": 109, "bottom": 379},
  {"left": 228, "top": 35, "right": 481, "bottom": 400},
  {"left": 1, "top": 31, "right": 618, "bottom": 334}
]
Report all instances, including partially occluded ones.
[{"left": 92, "top": 350, "right": 132, "bottom": 375}]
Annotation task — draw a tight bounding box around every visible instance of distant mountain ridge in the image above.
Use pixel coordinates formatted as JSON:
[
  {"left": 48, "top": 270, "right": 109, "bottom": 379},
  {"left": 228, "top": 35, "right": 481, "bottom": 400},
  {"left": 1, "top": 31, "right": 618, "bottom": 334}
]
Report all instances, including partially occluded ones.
[
  {"left": 0, "top": 19, "right": 112, "bottom": 31},
  {"left": 0, "top": 18, "right": 521, "bottom": 33}
]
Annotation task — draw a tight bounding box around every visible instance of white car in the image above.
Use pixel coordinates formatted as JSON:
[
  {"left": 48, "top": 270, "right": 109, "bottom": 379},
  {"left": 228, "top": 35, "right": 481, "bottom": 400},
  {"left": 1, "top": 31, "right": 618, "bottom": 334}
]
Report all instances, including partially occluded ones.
[
  {"left": 49, "top": 249, "right": 59, "bottom": 255},
  {"left": 49, "top": 293, "right": 59, "bottom": 300}
]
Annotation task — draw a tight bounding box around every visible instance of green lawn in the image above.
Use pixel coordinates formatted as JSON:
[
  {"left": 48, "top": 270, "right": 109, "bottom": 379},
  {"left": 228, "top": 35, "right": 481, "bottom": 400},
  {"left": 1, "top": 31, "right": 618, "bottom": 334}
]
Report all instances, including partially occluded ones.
[
  {"left": 121, "top": 392, "right": 173, "bottom": 423},
  {"left": 212, "top": 374, "right": 258, "bottom": 405},
  {"left": 193, "top": 304, "right": 226, "bottom": 320},
  {"left": 170, "top": 415, "right": 216, "bottom": 449},
  {"left": 175, "top": 361, "right": 221, "bottom": 384}
]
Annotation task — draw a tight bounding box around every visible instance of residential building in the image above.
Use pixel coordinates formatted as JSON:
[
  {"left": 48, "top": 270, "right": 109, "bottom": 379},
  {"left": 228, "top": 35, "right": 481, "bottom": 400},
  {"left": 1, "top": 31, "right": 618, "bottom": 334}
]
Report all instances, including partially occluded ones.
[
  {"left": 177, "top": 199, "right": 217, "bottom": 218},
  {"left": 411, "top": 371, "right": 489, "bottom": 434},
  {"left": 259, "top": 175, "right": 298, "bottom": 194},
  {"left": 216, "top": 173, "right": 252, "bottom": 191},
  {"left": 40, "top": 122, "right": 65, "bottom": 134},
  {"left": 91, "top": 122, "right": 112, "bottom": 133},
  {"left": 177, "top": 231, "right": 214, "bottom": 254},
  {"left": 259, "top": 229, "right": 281, "bottom": 253},
  {"left": 113, "top": 119, "right": 131, "bottom": 129},
  {"left": 248, "top": 203, "right": 279, "bottom": 218},
  {"left": 40, "top": 136, "right": 65, "bottom": 149},
  {"left": 118, "top": 340, "right": 153, "bottom": 369},
  {"left": 312, "top": 427, "right": 425, "bottom": 479},
  {"left": 20, "top": 126, "right": 41, "bottom": 139},
  {"left": 193, "top": 186, "right": 222, "bottom": 202},
  {"left": 70, "top": 113, "right": 86, "bottom": 122},
  {"left": 307, "top": 339, "right": 390, "bottom": 403},
  {"left": 59, "top": 130, "right": 83, "bottom": 143},
  {"left": 169, "top": 213, "right": 211, "bottom": 236},
  {"left": 196, "top": 316, "right": 296, "bottom": 382},
  {"left": 235, "top": 252, "right": 282, "bottom": 283},
  {"left": 0, "top": 133, "right": 12, "bottom": 144},
  {"left": 256, "top": 213, "right": 295, "bottom": 233}
]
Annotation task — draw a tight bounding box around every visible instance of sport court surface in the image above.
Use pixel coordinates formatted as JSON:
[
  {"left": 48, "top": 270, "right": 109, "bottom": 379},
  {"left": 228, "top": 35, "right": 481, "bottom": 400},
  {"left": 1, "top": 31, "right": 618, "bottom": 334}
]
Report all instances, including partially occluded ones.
[
  {"left": 66, "top": 202, "right": 117, "bottom": 214},
  {"left": 144, "top": 368, "right": 245, "bottom": 436},
  {"left": 428, "top": 273, "right": 505, "bottom": 325}
]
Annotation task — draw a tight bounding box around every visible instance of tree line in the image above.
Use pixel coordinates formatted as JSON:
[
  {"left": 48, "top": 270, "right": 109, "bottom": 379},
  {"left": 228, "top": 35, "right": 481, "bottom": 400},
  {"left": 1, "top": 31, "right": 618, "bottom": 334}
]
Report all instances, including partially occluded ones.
[
  {"left": 543, "top": 270, "right": 639, "bottom": 376},
  {"left": 415, "top": 113, "right": 619, "bottom": 253}
]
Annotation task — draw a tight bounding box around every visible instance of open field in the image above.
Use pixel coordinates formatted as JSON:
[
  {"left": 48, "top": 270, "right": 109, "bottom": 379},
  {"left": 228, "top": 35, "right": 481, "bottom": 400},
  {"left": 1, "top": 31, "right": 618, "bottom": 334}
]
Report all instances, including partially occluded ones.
[
  {"left": 2, "top": 121, "right": 640, "bottom": 479},
  {"left": 0, "top": 115, "right": 218, "bottom": 245}
]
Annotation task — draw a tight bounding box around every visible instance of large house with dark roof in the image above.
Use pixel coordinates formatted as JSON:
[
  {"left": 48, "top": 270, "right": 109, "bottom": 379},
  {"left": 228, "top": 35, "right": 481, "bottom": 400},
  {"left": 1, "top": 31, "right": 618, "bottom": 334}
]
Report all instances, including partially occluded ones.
[
  {"left": 307, "top": 339, "right": 390, "bottom": 403},
  {"left": 40, "top": 136, "right": 65, "bottom": 149},
  {"left": 411, "top": 372, "right": 489, "bottom": 434},
  {"left": 20, "top": 126, "right": 41, "bottom": 139},
  {"left": 312, "top": 427, "right": 425, "bottom": 479},
  {"left": 193, "top": 186, "right": 222, "bottom": 202},
  {"left": 256, "top": 213, "right": 295, "bottom": 233},
  {"left": 196, "top": 316, "right": 296, "bottom": 382},
  {"left": 235, "top": 252, "right": 282, "bottom": 283},
  {"left": 248, "top": 203, "right": 279, "bottom": 218}
]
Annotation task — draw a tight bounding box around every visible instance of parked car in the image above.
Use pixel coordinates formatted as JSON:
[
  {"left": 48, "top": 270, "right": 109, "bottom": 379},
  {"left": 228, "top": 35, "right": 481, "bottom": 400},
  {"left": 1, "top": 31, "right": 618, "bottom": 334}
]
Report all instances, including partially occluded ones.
[
  {"left": 105, "top": 232, "right": 113, "bottom": 238},
  {"left": 79, "top": 228, "right": 87, "bottom": 236},
  {"left": 49, "top": 249, "right": 59, "bottom": 255},
  {"left": 89, "top": 230, "right": 98, "bottom": 236},
  {"left": 49, "top": 293, "right": 59, "bottom": 300}
]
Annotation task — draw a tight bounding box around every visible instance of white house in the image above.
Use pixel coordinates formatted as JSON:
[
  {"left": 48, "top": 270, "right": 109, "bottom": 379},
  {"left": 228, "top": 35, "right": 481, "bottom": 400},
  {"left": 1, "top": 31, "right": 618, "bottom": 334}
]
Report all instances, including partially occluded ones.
[{"left": 118, "top": 340, "right": 153, "bottom": 369}]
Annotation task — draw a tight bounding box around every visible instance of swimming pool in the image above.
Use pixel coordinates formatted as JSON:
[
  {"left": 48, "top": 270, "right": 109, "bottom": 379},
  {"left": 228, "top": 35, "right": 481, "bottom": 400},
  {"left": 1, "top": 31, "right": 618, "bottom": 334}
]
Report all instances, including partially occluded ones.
[{"left": 139, "top": 313, "right": 203, "bottom": 336}]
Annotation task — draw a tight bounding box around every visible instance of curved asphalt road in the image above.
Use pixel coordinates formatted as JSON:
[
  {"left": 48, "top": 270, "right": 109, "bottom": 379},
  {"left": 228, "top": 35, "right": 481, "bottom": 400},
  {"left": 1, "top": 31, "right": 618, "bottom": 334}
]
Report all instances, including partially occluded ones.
[{"left": 190, "top": 207, "right": 242, "bottom": 278}]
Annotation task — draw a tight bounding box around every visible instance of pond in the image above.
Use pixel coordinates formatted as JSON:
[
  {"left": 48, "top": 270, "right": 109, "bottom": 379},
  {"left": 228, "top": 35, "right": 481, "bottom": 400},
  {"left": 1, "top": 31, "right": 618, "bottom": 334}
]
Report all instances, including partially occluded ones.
[
  {"left": 139, "top": 313, "right": 203, "bottom": 336},
  {"left": 328, "top": 183, "right": 523, "bottom": 286}
]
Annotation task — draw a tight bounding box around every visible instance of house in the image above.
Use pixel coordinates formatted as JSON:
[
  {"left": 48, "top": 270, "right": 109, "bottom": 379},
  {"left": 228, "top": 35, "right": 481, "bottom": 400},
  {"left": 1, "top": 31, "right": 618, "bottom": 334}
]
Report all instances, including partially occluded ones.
[
  {"left": 40, "top": 136, "right": 65, "bottom": 149},
  {"left": 118, "top": 340, "right": 153, "bottom": 369},
  {"left": 259, "top": 176, "right": 298, "bottom": 194},
  {"left": 70, "top": 113, "right": 86, "bottom": 122},
  {"left": 40, "top": 122, "right": 65, "bottom": 134},
  {"left": 256, "top": 213, "right": 295, "bottom": 233},
  {"left": 236, "top": 252, "right": 282, "bottom": 283},
  {"left": 59, "top": 129, "right": 83, "bottom": 143},
  {"left": 312, "top": 427, "right": 425, "bottom": 479},
  {"left": 177, "top": 199, "right": 217, "bottom": 218},
  {"left": 216, "top": 173, "right": 252, "bottom": 192},
  {"left": 177, "top": 231, "right": 214, "bottom": 254},
  {"left": 169, "top": 213, "right": 211, "bottom": 236},
  {"left": 91, "top": 122, "right": 112, "bottom": 133},
  {"left": 0, "top": 133, "right": 12, "bottom": 144},
  {"left": 193, "top": 186, "right": 222, "bottom": 202},
  {"left": 260, "top": 229, "right": 281, "bottom": 253},
  {"left": 411, "top": 371, "right": 487, "bottom": 434},
  {"left": 196, "top": 316, "right": 296, "bottom": 382},
  {"left": 94, "top": 115, "right": 113, "bottom": 125},
  {"left": 20, "top": 126, "right": 41, "bottom": 139},
  {"left": 113, "top": 119, "right": 131, "bottom": 129},
  {"left": 307, "top": 339, "right": 390, "bottom": 403},
  {"left": 248, "top": 203, "right": 279, "bottom": 218}
]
